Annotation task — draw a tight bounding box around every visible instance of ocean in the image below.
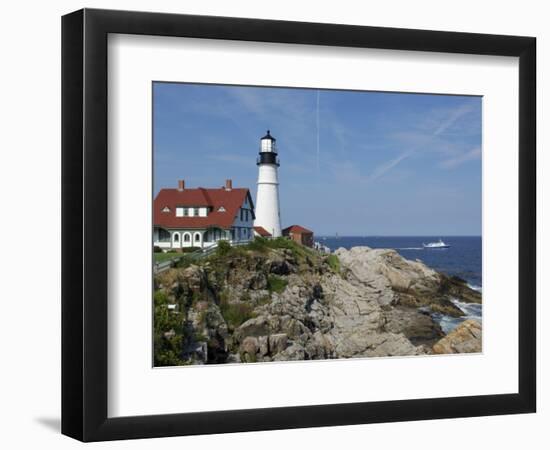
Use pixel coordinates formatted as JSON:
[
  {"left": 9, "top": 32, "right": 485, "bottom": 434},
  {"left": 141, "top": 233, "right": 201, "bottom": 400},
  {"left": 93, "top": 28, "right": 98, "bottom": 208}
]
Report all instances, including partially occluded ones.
[{"left": 318, "top": 236, "right": 482, "bottom": 333}]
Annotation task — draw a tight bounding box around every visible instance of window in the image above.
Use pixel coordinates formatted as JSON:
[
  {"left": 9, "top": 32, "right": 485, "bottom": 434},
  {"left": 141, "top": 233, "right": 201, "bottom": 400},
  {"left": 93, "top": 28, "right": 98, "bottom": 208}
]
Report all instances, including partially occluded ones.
[
  {"left": 245, "top": 210, "right": 249, "bottom": 221},
  {"left": 194, "top": 233, "right": 201, "bottom": 243},
  {"left": 184, "top": 233, "right": 191, "bottom": 242},
  {"left": 174, "top": 233, "right": 179, "bottom": 242},
  {"left": 218, "top": 206, "right": 226, "bottom": 212},
  {"left": 158, "top": 228, "right": 170, "bottom": 242},
  {"left": 176, "top": 207, "right": 192, "bottom": 217},
  {"left": 162, "top": 206, "right": 170, "bottom": 213},
  {"left": 194, "top": 208, "right": 199, "bottom": 216},
  {"left": 240, "top": 209, "right": 244, "bottom": 221}
]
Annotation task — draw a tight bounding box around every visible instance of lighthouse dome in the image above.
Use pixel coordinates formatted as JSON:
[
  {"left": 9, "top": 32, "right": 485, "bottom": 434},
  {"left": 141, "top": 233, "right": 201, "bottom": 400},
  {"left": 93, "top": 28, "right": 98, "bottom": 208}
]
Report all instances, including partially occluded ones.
[{"left": 261, "top": 130, "right": 276, "bottom": 141}]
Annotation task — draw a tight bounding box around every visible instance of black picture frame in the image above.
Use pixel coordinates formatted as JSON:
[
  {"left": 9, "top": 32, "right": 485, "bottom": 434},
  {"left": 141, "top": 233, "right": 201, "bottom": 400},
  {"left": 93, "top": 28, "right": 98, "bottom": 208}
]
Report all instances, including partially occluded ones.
[{"left": 62, "top": 8, "right": 536, "bottom": 442}]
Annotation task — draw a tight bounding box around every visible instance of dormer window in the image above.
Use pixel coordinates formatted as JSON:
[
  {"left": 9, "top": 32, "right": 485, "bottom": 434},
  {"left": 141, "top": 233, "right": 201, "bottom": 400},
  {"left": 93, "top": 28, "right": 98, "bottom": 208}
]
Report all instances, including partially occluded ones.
[
  {"left": 162, "top": 206, "right": 170, "bottom": 213},
  {"left": 175, "top": 207, "right": 191, "bottom": 217},
  {"left": 218, "top": 206, "right": 226, "bottom": 212}
]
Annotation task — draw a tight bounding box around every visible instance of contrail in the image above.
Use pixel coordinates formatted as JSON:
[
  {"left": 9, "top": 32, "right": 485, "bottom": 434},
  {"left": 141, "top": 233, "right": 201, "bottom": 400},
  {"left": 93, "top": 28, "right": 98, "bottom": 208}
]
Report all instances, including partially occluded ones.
[{"left": 316, "top": 90, "right": 320, "bottom": 177}]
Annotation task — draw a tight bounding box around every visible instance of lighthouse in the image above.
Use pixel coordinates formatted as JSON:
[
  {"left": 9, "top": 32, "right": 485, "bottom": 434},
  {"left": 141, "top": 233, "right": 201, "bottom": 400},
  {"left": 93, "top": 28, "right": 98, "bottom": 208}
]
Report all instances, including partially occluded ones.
[{"left": 254, "top": 130, "right": 282, "bottom": 237}]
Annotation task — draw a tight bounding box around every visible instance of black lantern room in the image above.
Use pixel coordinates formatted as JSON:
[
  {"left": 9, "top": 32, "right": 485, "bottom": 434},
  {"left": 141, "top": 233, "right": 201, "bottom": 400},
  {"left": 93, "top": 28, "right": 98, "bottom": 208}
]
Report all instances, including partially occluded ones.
[{"left": 257, "top": 130, "right": 280, "bottom": 166}]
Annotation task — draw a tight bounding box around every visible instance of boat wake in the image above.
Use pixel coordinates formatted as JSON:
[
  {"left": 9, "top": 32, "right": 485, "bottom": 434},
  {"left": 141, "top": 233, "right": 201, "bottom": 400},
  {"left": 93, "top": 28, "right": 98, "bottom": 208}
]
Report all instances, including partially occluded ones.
[{"left": 395, "top": 247, "right": 424, "bottom": 250}]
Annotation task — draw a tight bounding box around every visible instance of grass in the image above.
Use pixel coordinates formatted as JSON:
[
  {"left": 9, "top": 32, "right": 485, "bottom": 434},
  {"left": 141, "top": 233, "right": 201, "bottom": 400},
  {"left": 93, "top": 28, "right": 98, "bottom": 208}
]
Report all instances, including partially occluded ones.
[
  {"left": 245, "top": 237, "right": 316, "bottom": 260},
  {"left": 219, "top": 297, "right": 256, "bottom": 330},
  {"left": 326, "top": 254, "right": 341, "bottom": 274},
  {"left": 267, "top": 274, "right": 288, "bottom": 294},
  {"left": 154, "top": 252, "right": 180, "bottom": 263}
]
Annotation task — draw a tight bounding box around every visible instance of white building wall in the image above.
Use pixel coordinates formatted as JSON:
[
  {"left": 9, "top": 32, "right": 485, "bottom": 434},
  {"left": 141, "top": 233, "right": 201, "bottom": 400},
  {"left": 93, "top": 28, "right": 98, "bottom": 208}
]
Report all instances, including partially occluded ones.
[
  {"left": 181, "top": 231, "right": 193, "bottom": 247},
  {"left": 153, "top": 229, "right": 206, "bottom": 249},
  {"left": 254, "top": 164, "right": 282, "bottom": 237}
]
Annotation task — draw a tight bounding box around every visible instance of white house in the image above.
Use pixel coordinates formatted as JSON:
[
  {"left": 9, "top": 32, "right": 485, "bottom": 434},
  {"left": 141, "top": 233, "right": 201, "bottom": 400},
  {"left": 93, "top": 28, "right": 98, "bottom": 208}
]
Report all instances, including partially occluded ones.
[{"left": 153, "top": 179, "right": 255, "bottom": 250}]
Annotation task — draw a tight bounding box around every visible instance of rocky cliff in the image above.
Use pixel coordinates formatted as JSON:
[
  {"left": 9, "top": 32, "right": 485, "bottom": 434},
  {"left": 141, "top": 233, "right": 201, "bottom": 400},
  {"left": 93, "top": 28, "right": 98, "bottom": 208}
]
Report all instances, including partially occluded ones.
[{"left": 153, "top": 239, "right": 482, "bottom": 366}]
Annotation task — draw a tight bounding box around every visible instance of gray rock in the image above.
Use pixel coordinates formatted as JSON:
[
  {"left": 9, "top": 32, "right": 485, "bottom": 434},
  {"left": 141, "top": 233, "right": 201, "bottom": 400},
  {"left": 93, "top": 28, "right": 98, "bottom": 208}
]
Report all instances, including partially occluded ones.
[
  {"left": 383, "top": 306, "right": 443, "bottom": 345},
  {"left": 241, "top": 336, "right": 259, "bottom": 355},
  {"left": 335, "top": 246, "right": 480, "bottom": 308},
  {"left": 258, "top": 336, "right": 269, "bottom": 356},
  {"left": 226, "top": 353, "right": 241, "bottom": 363},
  {"left": 273, "top": 343, "right": 305, "bottom": 361},
  {"left": 432, "top": 319, "right": 482, "bottom": 354},
  {"left": 269, "top": 258, "right": 292, "bottom": 275},
  {"left": 236, "top": 316, "right": 271, "bottom": 339},
  {"left": 269, "top": 333, "right": 288, "bottom": 354}
]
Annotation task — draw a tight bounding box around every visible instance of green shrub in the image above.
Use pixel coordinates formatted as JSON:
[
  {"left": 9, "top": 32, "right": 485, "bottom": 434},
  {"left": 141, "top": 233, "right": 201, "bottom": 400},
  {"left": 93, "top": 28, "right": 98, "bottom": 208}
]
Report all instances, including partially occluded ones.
[
  {"left": 153, "top": 290, "right": 186, "bottom": 366},
  {"left": 245, "top": 237, "right": 270, "bottom": 253},
  {"left": 216, "top": 240, "right": 231, "bottom": 256},
  {"left": 174, "top": 255, "right": 196, "bottom": 269},
  {"left": 154, "top": 290, "right": 169, "bottom": 306},
  {"left": 153, "top": 246, "right": 163, "bottom": 253},
  {"left": 267, "top": 274, "right": 288, "bottom": 293}
]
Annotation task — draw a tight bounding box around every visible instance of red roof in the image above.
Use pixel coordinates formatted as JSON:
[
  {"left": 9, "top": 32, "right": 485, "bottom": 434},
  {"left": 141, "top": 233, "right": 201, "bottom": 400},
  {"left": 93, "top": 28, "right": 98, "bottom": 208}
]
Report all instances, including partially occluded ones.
[
  {"left": 154, "top": 187, "right": 253, "bottom": 229},
  {"left": 283, "top": 225, "right": 313, "bottom": 234},
  {"left": 253, "top": 226, "right": 272, "bottom": 237}
]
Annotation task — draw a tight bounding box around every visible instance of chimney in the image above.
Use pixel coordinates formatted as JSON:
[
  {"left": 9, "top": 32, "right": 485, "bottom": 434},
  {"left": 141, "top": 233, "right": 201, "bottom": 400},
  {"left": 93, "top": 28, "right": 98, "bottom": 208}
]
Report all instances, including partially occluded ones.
[
  {"left": 225, "top": 179, "right": 233, "bottom": 190},
  {"left": 177, "top": 180, "right": 185, "bottom": 191}
]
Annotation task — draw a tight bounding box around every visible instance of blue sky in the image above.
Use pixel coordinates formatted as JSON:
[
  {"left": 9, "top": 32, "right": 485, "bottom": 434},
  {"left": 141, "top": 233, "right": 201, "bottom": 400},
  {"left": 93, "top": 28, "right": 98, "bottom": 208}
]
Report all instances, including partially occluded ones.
[{"left": 153, "top": 83, "right": 481, "bottom": 236}]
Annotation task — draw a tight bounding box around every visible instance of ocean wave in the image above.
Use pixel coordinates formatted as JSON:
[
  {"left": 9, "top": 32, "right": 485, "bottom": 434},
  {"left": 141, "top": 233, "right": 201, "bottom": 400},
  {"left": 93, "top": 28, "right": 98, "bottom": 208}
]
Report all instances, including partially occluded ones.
[
  {"left": 467, "top": 284, "right": 482, "bottom": 293},
  {"left": 451, "top": 298, "right": 482, "bottom": 322},
  {"left": 431, "top": 298, "right": 482, "bottom": 334}
]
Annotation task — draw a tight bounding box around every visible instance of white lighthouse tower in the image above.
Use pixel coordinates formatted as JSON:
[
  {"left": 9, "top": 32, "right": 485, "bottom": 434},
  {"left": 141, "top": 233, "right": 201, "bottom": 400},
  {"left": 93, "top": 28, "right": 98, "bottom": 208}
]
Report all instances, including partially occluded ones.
[{"left": 254, "top": 130, "right": 282, "bottom": 237}]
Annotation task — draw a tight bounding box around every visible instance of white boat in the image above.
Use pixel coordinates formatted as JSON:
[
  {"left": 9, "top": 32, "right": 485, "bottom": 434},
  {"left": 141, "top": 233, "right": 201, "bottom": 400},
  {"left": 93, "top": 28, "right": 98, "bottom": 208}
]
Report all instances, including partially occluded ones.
[{"left": 423, "top": 239, "right": 450, "bottom": 249}]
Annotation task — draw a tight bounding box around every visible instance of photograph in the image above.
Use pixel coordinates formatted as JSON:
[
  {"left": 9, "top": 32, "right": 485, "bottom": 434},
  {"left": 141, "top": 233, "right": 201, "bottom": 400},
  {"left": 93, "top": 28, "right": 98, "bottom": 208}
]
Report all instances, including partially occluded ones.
[{"left": 152, "top": 82, "right": 482, "bottom": 366}]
